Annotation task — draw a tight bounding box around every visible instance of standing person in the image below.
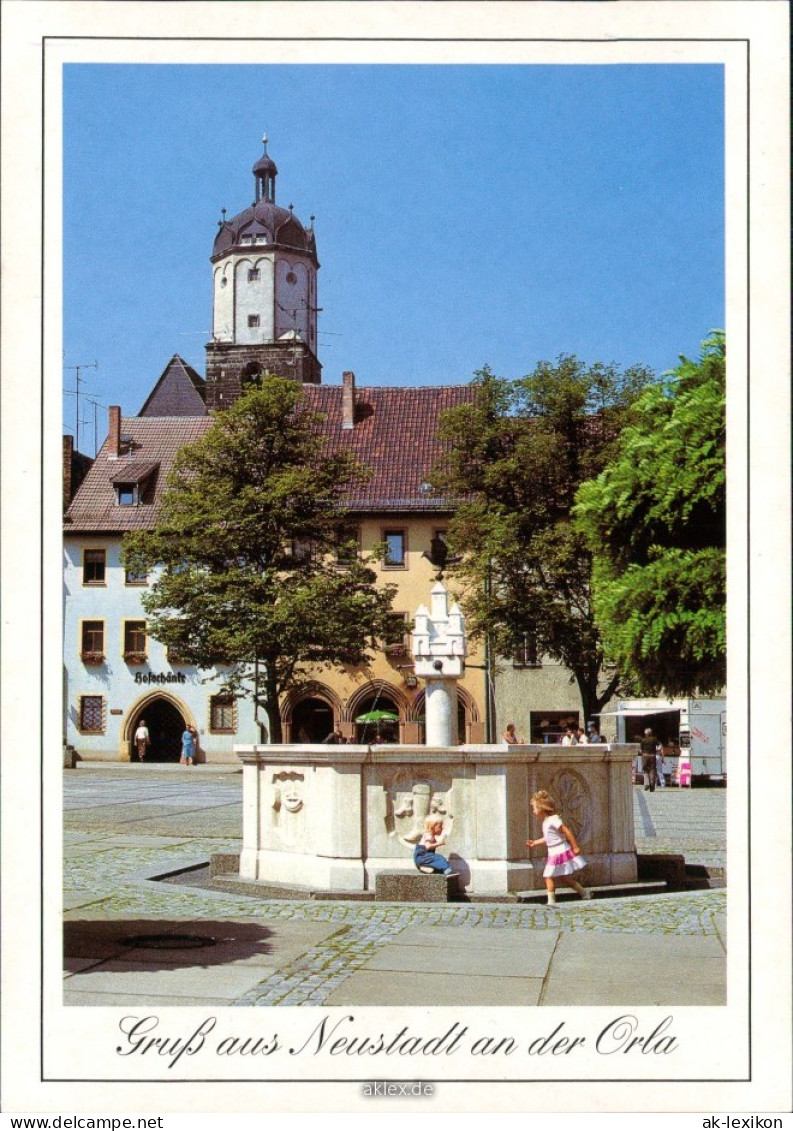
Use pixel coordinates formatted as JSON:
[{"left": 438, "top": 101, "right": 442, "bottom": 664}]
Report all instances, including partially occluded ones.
[
  {"left": 134, "top": 719, "right": 150, "bottom": 762},
  {"left": 180, "top": 724, "right": 195, "bottom": 766},
  {"left": 323, "top": 727, "right": 344, "bottom": 744},
  {"left": 586, "top": 720, "right": 605, "bottom": 743},
  {"left": 655, "top": 747, "right": 667, "bottom": 788},
  {"left": 526, "top": 790, "right": 590, "bottom": 904},
  {"left": 561, "top": 726, "right": 578, "bottom": 746},
  {"left": 413, "top": 817, "right": 454, "bottom": 876},
  {"left": 575, "top": 727, "right": 588, "bottom": 744},
  {"left": 503, "top": 723, "right": 523, "bottom": 745},
  {"left": 640, "top": 727, "right": 659, "bottom": 791}
]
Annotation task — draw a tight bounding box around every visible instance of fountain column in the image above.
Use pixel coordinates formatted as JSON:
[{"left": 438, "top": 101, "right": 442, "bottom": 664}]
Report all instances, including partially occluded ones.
[{"left": 412, "top": 582, "right": 467, "bottom": 745}]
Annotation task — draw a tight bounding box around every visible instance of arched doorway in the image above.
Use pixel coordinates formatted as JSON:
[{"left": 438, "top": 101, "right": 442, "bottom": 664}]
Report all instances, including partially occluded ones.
[
  {"left": 291, "top": 696, "right": 334, "bottom": 744},
  {"left": 354, "top": 691, "right": 401, "bottom": 744},
  {"left": 131, "top": 698, "right": 186, "bottom": 763}
]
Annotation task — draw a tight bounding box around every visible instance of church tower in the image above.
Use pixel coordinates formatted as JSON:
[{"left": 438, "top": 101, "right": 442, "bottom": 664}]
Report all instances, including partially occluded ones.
[{"left": 205, "top": 136, "right": 321, "bottom": 410}]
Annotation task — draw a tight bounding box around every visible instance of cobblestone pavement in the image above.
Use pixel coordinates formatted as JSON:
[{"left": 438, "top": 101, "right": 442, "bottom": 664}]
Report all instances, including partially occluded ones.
[{"left": 63, "top": 768, "right": 727, "bottom": 1007}]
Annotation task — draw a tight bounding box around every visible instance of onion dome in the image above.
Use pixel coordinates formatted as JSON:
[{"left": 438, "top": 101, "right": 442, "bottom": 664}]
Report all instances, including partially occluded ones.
[{"left": 212, "top": 135, "right": 317, "bottom": 264}]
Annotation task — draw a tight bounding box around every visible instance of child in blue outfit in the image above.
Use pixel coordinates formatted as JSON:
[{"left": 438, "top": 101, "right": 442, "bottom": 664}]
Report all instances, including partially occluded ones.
[{"left": 413, "top": 817, "right": 454, "bottom": 875}]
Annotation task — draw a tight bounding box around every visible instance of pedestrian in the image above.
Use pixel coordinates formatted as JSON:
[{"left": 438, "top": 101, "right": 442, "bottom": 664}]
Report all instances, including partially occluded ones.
[
  {"left": 655, "top": 747, "right": 666, "bottom": 788},
  {"left": 640, "top": 727, "right": 660, "bottom": 791},
  {"left": 323, "top": 727, "right": 344, "bottom": 744},
  {"left": 134, "top": 719, "right": 150, "bottom": 762},
  {"left": 575, "top": 726, "right": 588, "bottom": 744},
  {"left": 503, "top": 723, "right": 523, "bottom": 745},
  {"left": 180, "top": 724, "right": 196, "bottom": 766},
  {"left": 561, "top": 726, "right": 578, "bottom": 746},
  {"left": 413, "top": 817, "right": 454, "bottom": 876},
  {"left": 526, "top": 790, "right": 590, "bottom": 904},
  {"left": 586, "top": 720, "right": 605, "bottom": 743}
]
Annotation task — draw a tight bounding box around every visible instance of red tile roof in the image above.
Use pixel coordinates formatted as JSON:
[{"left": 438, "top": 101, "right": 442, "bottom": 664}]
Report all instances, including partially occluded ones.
[
  {"left": 303, "top": 383, "right": 476, "bottom": 512},
  {"left": 64, "top": 382, "right": 475, "bottom": 533},
  {"left": 64, "top": 417, "right": 212, "bottom": 533}
]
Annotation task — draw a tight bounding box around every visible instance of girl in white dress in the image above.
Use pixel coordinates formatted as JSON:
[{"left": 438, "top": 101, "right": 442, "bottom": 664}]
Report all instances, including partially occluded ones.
[{"left": 527, "top": 790, "right": 591, "bottom": 904}]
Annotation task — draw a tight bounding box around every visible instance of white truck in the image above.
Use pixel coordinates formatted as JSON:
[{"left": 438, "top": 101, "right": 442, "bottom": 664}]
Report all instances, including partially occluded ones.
[{"left": 598, "top": 697, "right": 727, "bottom": 784}]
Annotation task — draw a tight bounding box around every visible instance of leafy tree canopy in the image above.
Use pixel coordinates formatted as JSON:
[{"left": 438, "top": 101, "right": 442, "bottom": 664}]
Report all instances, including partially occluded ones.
[
  {"left": 123, "top": 376, "right": 397, "bottom": 741},
  {"left": 574, "top": 332, "right": 726, "bottom": 696},
  {"left": 432, "top": 356, "right": 656, "bottom": 722}
]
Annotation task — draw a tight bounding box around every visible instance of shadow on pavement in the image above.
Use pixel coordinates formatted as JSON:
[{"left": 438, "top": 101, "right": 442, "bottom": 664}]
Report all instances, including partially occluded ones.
[{"left": 64, "top": 918, "right": 276, "bottom": 972}]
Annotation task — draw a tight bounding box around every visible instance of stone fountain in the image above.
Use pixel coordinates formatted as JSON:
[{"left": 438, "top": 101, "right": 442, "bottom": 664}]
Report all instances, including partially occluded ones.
[{"left": 235, "top": 581, "right": 638, "bottom": 895}]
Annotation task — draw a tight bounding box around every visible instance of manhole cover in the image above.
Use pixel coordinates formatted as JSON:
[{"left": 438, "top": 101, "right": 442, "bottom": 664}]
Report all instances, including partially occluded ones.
[{"left": 119, "top": 933, "right": 217, "bottom": 950}]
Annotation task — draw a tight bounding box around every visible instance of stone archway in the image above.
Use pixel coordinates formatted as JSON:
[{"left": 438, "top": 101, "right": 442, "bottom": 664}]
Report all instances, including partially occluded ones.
[
  {"left": 347, "top": 682, "right": 409, "bottom": 745},
  {"left": 280, "top": 682, "right": 342, "bottom": 744},
  {"left": 125, "top": 692, "right": 193, "bottom": 764}
]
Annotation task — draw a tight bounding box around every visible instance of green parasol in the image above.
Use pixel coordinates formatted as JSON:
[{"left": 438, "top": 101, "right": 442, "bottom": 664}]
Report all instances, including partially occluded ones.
[{"left": 354, "top": 710, "right": 399, "bottom": 724}]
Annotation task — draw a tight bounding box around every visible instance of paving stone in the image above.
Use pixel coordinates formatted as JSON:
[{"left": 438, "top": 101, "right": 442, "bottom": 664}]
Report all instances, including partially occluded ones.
[
  {"left": 61, "top": 959, "right": 276, "bottom": 1001},
  {"left": 324, "top": 971, "right": 546, "bottom": 1007},
  {"left": 60, "top": 770, "right": 729, "bottom": 1009}
]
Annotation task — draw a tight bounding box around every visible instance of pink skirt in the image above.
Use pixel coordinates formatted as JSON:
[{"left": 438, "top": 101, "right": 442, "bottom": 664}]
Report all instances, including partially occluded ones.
[{"left": 544, "top": 846, "right": 586, "bottom": 878}]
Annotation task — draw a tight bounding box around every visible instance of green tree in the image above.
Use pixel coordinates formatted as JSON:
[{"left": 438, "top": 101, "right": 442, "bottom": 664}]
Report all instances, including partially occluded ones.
[
  {"left": 432, "top": 356, "right": 655, "bottom": 723},
  {"left": 574, "top": 332, "right": 726, "bottom": 696},
  {"left": 123, "top": 376, "right": 397, "bottom": 742}
]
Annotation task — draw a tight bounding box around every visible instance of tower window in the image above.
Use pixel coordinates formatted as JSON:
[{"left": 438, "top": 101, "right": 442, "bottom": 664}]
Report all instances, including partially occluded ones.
[
  {"left": 248, "top": 315, "right": 260, "bottom": 328},
  {"left": 248, "top": 268, "right": 260, "bottom": 282},
  {"left": 285, "top": 271, "right": 298, "bottom": 285}
]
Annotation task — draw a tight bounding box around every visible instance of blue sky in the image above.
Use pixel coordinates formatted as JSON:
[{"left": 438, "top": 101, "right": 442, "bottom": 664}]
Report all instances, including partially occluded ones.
[{"left": 63, "top": 64, "right": 724, "bottom": 448}]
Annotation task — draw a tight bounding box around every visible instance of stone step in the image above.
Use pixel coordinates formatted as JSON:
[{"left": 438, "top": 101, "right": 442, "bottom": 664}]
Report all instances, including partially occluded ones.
[{"left": 375, "top": 871, "right": 459, "bottom": 903}]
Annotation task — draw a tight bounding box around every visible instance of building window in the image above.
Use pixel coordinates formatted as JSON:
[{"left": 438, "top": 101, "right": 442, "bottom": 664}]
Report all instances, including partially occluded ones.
[
  {"left": 80, "top": 620, "right": 105, "bottom": 663},
  {"left": 116, "top": 483, "right": 137, "bottom": 506},
  {"left": 248, "top": 268, "right": 260, "bottom": 281},
  {"left": 241, "top": 235, "right": 253, "bottom": 244},
  {"left": 513, "top": 633, "right": 540, "bottom": 668},
  {"left": 78, "top": 695, "right": 105, "bottom": 733},
  {"left": 125, "top": 567, "right": 148, "bottom": 586},
  {"left": 383, "top": 529, "right": 406, "bottom": 568},
  {"left": 254, "top": 235, "right": 267, "bottom": 245},
  {"left": 384, "top": 611, "right": 409, "bottom": 657},
  {"left": 248, "top": 314, "right": 260, "bottom": 328},
  {"left": 82, "top": 549, "right": 106, "bottom": 585},
  {"left": 209, "top": 694, "right": 236, "bottom": 734},
  {"left": 123, "top": 620, "right": 147, "bottom": 662}
]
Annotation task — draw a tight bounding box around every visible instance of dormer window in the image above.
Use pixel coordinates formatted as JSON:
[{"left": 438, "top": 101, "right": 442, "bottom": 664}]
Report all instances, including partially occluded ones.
[
  {"left": 241, "top": 235, "right": 253, "bottom": 245},
  {"left": 254, "top": 235, "right": 267, "bottom": 245},
  {"left": 110, "top": 460, "right": 159, "bottom": 507},
  {"left": 116, "top": 483, "right": 137, "bottom": 506}
]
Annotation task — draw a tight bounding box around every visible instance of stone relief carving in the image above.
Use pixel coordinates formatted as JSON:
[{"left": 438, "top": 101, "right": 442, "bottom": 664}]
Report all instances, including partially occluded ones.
[
  {"left": 384, "top": 773, "right": 453, "bottom": 847},
  {"left": 548, "top": 768, "right": 591, "bottom": 843},
  {"left": 272, "top": 770, "right": 305, "bottom": 813}
]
